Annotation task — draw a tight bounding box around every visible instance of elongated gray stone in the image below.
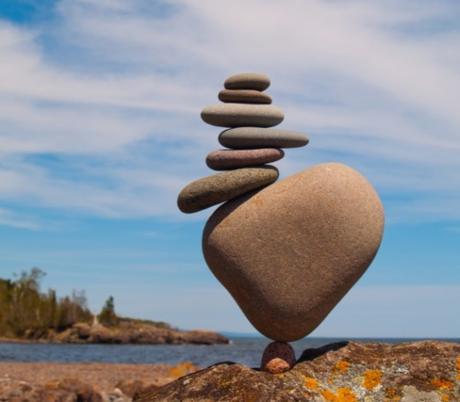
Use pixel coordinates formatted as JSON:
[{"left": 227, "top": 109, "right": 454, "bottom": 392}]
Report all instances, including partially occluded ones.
[
  {"left": 177, "top": 166, "right": 278, "bottom": 213},
  {"left": 206, "top": 148, "right": 284, "bottom": 170},
  {"left": 219, "top": 127, "right": 309, "bottom": 149},
  {"left": 218, "top": 89, "right": 272, "bottom": 104},
  {"left": 201, "top": 104, "right": 284, "bottom": 128},
  {"left": 224, "top": 73, "right": 270, "bottom": 91}
]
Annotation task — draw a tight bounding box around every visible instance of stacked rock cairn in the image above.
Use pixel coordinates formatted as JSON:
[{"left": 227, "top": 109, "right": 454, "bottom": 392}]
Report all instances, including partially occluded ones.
[
  {"left": 178, "top": 73, "right": 308, "bottom": 214},
  {"left": 177, "top": 73, "right": 385, "bottom": 375},
  {"left": 178, "top": 73, "right": 308, "bottom": 373}
]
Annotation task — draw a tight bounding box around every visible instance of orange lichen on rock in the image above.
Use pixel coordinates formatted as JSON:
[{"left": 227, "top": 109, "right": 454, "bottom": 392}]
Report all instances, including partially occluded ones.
[
  {"left": 168, "top": 362, "right": 197, "bottom": 379},
  {"left": 456, "top": 356, "right": 460, "bottom": 380},
  {"left": 441, "top": 394, "right": 450, "bottom": 402},
  {"left": 320, "top": 387, "right": 357, "bottom": 402},
  {"left": 431, "top": 378, "right": 454, "bottom": 390},
  {"left": 362, "top": 369, "right": 382, "bottom": 390},
  {"left": 334, "top": 360, "right": 350, "bottom": 374},
  {"left": 304, "top": 376, "right": 319, "bottom": 390},
  {"left": 336, "top": 388, "right": 358, "bottom": 402},
  {"left": 321, "top": 389, "right": 337, "bottom": 401}
]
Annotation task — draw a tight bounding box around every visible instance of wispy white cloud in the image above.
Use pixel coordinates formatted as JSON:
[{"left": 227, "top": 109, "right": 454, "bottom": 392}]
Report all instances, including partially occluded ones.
[
  {"left": 0, "top": 0, "right": 459, "bottom": 222},
  {"left": 0, "top": 207, "right": 42, "bottom": 230}
]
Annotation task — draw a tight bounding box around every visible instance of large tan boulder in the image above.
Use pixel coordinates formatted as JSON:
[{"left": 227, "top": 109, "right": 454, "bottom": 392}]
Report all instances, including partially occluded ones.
[{"left": 203, "top": 163, "right": 384, "bottom": 341}]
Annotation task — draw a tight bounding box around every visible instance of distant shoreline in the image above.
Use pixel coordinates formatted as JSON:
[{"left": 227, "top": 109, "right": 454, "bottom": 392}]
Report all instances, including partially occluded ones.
[{"left": 0, "top": 321, "right": 229, "bottom": 346}]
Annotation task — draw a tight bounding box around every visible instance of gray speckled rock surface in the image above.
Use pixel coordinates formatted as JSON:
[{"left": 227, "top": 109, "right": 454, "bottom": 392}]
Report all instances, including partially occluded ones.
[
  {"left": 218, "top": 89, "right": 272, "bottom": 104},
  {"left": 203, "top": 163, "right": 384, "bottom": 341},
  {"left": 177, "top": 166, "right": 278, "bottom": 213},
  {"left": 224, "top": 72, "right": 270, "bottom": 91},
  {"left": 201, "top": 104, "right": 284, "bottom": 128},
  {"left": 219, "top": 127, "right": 309, "bottom": 149},
  {"left": 206, "top": 148, "right": 284, "bottom": 170}
]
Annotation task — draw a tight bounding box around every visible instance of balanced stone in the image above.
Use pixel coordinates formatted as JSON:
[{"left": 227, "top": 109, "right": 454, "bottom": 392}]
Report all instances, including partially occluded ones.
[
  {"left": 261, "top": 342, "right": 296, "bottom": 374},
  {"left": 201, "top": 104, "right": 283, "bottom": 128},
  {"left": 203, "top": 163, "right": 384, "bottom": 341},
  {"left": 177, "top": 166, "right": 279, "bottom": 213},
  {"left": 218, "top": 89, "right": 272, "bottom": 104},
  {"left": 219, "top": 127, "right": 309, "bottom": 149},
  {"left": 206, "top": 148, "right": 284, "bottom": 170},
  {"left": 224, "top": 73, "right": 270, "bottom": 91}
]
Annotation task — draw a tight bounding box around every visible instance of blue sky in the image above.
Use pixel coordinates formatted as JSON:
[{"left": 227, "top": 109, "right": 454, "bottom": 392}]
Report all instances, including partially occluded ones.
[{"left": 0, "top": 0, "right": 459, "bottom": 338}]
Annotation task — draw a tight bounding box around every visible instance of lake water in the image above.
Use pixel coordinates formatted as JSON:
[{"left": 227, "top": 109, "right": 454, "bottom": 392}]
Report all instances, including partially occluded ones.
[{"left": 1, "top": 337, "right": 459, "bottom": 367}]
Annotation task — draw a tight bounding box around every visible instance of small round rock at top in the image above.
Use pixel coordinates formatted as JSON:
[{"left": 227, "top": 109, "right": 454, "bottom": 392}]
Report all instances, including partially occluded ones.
[{"left": 224, "top": 73, "right": 270, "bottom": 91}]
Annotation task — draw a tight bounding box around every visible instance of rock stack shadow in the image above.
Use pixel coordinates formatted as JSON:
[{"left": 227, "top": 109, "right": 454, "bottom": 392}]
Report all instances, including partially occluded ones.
[{"left": 297, "top": 341, "right": 349, "bottom": 363}]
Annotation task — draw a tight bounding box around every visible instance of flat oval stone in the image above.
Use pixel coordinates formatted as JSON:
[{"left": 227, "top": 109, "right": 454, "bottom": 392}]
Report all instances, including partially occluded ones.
[
  {"left": 219, "top": 127, "right": 309, "bottom": 149},
  {"left": 177, "top": 166, "right": 278, "bottom": 213},
  {"left": 218, "top": 89, "right": 272, "bottom": 104},
  {"left": 203, "top": 163, "right": 384, "bottom": 341},
  {"left": 224, "top": 73, "right": 270, "bottom": 91},
  {"left": 201, "top": 104, "right": 284, "bottom": 128},
  {"left": 206, "top": 148, "right": 284, "bottom": 170}
]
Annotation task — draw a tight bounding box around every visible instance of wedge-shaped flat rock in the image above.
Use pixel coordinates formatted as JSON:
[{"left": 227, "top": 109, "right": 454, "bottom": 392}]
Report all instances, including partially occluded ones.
[
  {"left": 224, "top": 73, "right": 270, "bottom": 91},
  {"left": 203, "top": 163, "right": 384, "bottom": 341},
  {"left": 177, "top": 166, "right": 278, "bottom": 213},
  {"left": 219, "top": 127, "right": 309, "bottom": 149},
  {"left": 218, "top": 89, "right": 272, "bottom": 104},
  {"left": 201, "top": 104, "right": 283, "bottom": 128},
  {"left": 206, "top": 148, "right": 284, "bottom": 170}
]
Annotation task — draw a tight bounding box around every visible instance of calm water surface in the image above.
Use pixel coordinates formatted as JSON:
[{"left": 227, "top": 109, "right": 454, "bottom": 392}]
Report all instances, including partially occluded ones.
[{"left": 0, "top": 337, "right": 458, "bottom": 367}]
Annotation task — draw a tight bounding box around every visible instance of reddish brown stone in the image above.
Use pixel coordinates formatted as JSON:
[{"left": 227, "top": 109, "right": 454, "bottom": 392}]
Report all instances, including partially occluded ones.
[
  {"left": 261, "top": 342, "right": 296, "bottom": 374},
  {"left": 206, "top": 148, "right": 284, "bottom": 170}
]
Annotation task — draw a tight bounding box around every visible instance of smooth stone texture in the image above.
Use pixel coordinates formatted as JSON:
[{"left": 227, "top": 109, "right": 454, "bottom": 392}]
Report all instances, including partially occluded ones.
[
  {"left": 177, "top": 166, "right": 278, "bottom": 213},
  {"left": 219, "top": 127, "right": 309, "bottom": 149},
  {"left": 224, "top": 73, "right": 270, "bottom": 91},
  {"left": 206, "top": 148, "right": 284, "bottom": 170},
  {"left": 203, "top": 163, "right": 384, "bottom": 341},
  {"left": 201, "top": 104, "right": 284, "bottom": 128},
  {"left": 261, "top": 342, "right": 296, "bottom": 374},
  {"left": 218, "top": 89, "right": 272, "bottom": 104}
]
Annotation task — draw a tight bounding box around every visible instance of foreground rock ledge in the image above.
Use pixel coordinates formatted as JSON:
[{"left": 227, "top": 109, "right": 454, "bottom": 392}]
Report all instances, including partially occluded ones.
[{"left": 135, "top": 341, "right": 460, "bottom": 402}]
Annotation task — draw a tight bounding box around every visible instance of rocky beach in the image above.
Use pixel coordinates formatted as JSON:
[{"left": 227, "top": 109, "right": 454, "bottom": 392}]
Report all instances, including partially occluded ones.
[
  {"left": 2, "top": 340, "right": 459, "bottom": 401},
  {"left": 0, "top": 360, "right": 199, "bottom": 401}
]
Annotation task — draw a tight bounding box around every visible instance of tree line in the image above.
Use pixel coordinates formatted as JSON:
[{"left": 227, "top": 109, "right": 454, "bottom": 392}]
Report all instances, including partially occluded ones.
[{"left": 0, "top": 268, "right": 117, "bottom": 339}]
